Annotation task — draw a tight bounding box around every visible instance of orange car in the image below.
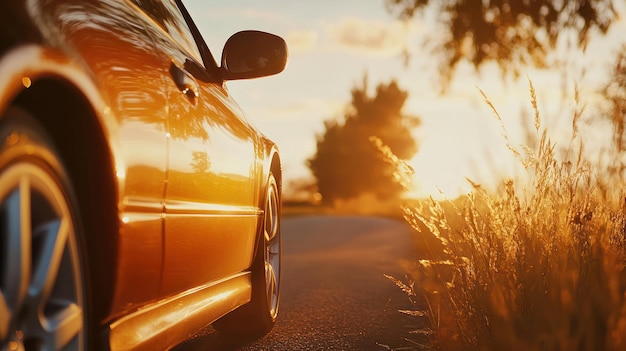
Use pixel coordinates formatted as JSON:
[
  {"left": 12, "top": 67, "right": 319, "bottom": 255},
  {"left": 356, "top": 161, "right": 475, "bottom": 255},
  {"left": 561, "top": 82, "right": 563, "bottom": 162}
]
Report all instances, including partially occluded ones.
[{"left": 0, "top": 0, "right": 286, "bottom": 350}]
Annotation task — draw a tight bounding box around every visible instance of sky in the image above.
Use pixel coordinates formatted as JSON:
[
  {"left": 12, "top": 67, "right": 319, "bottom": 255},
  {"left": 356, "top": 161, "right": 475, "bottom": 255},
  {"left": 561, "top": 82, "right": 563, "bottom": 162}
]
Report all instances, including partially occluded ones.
[{"left": 184, "top": 0, "right": 626, "bottom": 200}]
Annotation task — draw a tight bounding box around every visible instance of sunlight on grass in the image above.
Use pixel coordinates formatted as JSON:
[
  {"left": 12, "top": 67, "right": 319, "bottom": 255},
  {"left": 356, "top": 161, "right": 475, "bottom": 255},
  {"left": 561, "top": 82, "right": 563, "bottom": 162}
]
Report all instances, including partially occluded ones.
[{"left": 392, "top": 79, "right": 626, "bottom": 350}]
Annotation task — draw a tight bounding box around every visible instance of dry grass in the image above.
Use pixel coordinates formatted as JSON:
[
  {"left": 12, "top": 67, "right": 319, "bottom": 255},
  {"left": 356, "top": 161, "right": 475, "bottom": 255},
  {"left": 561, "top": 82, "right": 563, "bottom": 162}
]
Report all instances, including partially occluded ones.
[{"left": 395, "top": 80, "right": 626, "bottom": 350}]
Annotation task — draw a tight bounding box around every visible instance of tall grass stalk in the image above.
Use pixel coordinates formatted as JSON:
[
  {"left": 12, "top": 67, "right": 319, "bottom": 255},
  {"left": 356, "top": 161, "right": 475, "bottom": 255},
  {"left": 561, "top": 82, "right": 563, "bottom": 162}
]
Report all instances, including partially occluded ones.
[{"left": 398, "top": 80, "right": 626, "bottom": 350}]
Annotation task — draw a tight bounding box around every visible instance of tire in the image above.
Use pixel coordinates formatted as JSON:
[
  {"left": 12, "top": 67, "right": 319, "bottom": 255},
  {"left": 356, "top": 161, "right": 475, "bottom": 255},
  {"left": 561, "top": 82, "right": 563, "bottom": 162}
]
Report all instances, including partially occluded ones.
[
  {"left": 0, "top": 107, "right": 88, "bottom": 350},
  {"left": 213, "top": 173, "right": 282, "bottom": 336}
]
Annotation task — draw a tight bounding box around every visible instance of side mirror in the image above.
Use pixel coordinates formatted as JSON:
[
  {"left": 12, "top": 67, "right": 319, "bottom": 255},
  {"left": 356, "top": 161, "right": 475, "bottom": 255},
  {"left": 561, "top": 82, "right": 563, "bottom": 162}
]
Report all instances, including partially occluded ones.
[{"left": 220, "top": 30, "right": 288, "bottom": 81}]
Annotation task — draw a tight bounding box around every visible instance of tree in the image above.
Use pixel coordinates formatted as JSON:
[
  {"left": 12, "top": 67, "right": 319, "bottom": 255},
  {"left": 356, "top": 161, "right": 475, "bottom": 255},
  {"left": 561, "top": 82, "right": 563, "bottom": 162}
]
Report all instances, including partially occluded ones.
[
  {"left": 307, "top": 78, "right": 420, "bottom": 204},
  {"left": 603, "top": 45, "right": 626, "bottom": 148},
  {"left": 601, "top": 44, "right": 626, "bottom": 174},
  {"left": 190, "top": 151, "right": 210, "bottom": 174},
  {"left": 386, "top": 0, "right": 618, "bottom": 87}
]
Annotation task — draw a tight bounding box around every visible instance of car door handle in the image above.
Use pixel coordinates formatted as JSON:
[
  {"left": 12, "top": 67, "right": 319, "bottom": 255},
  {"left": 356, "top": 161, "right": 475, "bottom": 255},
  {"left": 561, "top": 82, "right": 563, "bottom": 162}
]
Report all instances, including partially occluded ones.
[{"left": 170, "top": 62, "right": 199, "bottom": 99}]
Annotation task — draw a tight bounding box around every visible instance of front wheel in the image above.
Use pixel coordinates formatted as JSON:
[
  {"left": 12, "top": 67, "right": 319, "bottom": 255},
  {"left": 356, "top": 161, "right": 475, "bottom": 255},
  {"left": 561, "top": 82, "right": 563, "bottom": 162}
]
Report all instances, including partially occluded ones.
[
  {"left": 213, "top": 173, "right": 281, "bottom": 336},
  {"left": 0, "top": 108, "right": 88, "bottom": 350}
]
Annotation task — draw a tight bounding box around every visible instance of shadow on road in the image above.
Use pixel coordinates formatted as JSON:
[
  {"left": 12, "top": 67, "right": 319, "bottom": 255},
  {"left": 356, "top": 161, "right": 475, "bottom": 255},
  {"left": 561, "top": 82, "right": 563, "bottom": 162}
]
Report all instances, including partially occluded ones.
[{"left": 172, "top": 327, "right": 260, "bottom": 351}]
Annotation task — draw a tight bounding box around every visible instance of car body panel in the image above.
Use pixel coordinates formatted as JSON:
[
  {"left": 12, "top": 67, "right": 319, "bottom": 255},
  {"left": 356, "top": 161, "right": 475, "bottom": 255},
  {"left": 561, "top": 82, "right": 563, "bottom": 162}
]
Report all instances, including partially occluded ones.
[
  {"left": 109, "top": 272, "right": 252, "bottom": 351},
  {"left": 0, "top": 0, "right": 284, "bottom": 349},
  {"left": 129, "top": 0, "right": 263, "bottom": 300}
]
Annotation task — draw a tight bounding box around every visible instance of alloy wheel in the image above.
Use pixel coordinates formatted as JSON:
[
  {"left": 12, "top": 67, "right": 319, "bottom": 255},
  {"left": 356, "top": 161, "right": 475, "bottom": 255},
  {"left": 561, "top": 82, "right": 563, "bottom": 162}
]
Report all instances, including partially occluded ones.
[
  {"left": 0, "top": 161, "right": 84, "bottom": 351},
  {"left": 263, "top": 176, "right": 280, "bottom": 318}
]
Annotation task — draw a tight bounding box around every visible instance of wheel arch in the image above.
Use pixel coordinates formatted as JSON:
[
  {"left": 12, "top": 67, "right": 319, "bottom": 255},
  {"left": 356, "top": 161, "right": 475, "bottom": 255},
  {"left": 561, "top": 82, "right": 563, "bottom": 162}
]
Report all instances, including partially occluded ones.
[
  {"left": 269, "top": 150, "right": 282, "bottom": 200},
  {"left": 0, "top": 45, "right": 121, "bottom": 327},
  {"left": 253, "top": 143, "right": 282, "bottom": 260},
  {"left": 261, "top": 141, "right": 283, "bottom": 216}
]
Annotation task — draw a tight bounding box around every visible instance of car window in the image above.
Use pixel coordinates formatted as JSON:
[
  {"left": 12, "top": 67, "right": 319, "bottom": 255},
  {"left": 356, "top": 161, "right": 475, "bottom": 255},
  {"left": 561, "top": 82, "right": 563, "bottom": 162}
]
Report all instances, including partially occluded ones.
[{"left": 131, "top": 0, "right": 203, "bottom": 63}]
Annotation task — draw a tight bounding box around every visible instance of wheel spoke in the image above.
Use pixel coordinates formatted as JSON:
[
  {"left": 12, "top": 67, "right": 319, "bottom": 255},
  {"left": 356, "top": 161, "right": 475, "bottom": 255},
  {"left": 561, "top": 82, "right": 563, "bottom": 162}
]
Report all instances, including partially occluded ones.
[
  {"left": 1, "top": 177, "right": 32, "bottom": 314},
  {"left": 265, "top": 262, "right": 277, "bottom": 305},
  {"left": 31, "top": 219, "right": 67, "bottom": 300},
  {"left": 21, "top": 297, "right": 83, "bottom": 350},
  {"left": 44, "top": 301, "right": 83, "bottom": 349},
  {"left": 264, "top": 188, "right": 277, "bottom": 242},
  {"left": 264, "top": 213, "right": 274, "bottom": 242}
]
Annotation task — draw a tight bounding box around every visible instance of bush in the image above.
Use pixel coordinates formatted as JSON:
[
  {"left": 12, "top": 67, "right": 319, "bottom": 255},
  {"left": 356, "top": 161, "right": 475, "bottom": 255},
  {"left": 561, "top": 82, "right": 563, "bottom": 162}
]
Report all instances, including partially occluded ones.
[{"left": 395, "top": 80, "right": 626, "bottom": 350}]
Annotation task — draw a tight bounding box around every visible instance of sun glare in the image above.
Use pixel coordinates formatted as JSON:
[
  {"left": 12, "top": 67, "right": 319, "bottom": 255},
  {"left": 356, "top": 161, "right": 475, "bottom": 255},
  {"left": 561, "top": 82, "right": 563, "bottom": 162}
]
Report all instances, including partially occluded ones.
[
  {"left": 407, "top": 152, "right": 474, "bottom": 200},
  {"left": 405, "top": 116, "right": 491, "bottom": 200}
]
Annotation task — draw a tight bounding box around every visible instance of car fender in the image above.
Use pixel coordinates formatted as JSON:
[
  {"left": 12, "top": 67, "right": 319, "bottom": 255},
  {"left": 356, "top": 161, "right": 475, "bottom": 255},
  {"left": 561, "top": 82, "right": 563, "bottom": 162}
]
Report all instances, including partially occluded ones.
[{"left": 0, "top": 44, "right": 125, "bottom": 200}]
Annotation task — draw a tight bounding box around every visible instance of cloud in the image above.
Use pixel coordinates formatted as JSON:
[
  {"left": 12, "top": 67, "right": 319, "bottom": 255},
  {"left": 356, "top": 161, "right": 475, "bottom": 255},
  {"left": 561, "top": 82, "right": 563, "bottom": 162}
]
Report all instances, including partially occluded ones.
[
  {"left": 286, "top": 30, "right": 318, "bottom": 54},
  {"left": 239, "top": 8, "right": 286, "bottom": 22},
  {"left": 326, "top": 17, "right": 414, "bottom": 56}
]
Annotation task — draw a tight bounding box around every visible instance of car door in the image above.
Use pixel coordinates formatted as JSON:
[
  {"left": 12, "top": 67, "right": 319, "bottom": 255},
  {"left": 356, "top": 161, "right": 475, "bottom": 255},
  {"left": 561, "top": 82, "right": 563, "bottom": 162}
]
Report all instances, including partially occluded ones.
[{"left": 131, "top": 0, "right": 261, "bottom": 298}]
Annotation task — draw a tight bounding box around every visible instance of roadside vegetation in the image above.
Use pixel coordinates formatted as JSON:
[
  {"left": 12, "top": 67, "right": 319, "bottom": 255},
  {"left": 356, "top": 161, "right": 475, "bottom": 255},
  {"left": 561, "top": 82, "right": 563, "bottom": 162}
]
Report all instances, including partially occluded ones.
[
  {"left": 390, "top": 77, "right": 626, "bottom": 350},
  {"left": 306, "top": 77, "right": 420, "bottom": 208}
]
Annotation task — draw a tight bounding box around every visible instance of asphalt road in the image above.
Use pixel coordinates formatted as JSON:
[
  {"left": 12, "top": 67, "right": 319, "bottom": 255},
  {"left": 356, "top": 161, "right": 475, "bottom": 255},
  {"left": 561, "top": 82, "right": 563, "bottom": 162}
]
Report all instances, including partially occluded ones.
[{"left": 174, "top": 215, "right": 427, "bottom": 351}]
